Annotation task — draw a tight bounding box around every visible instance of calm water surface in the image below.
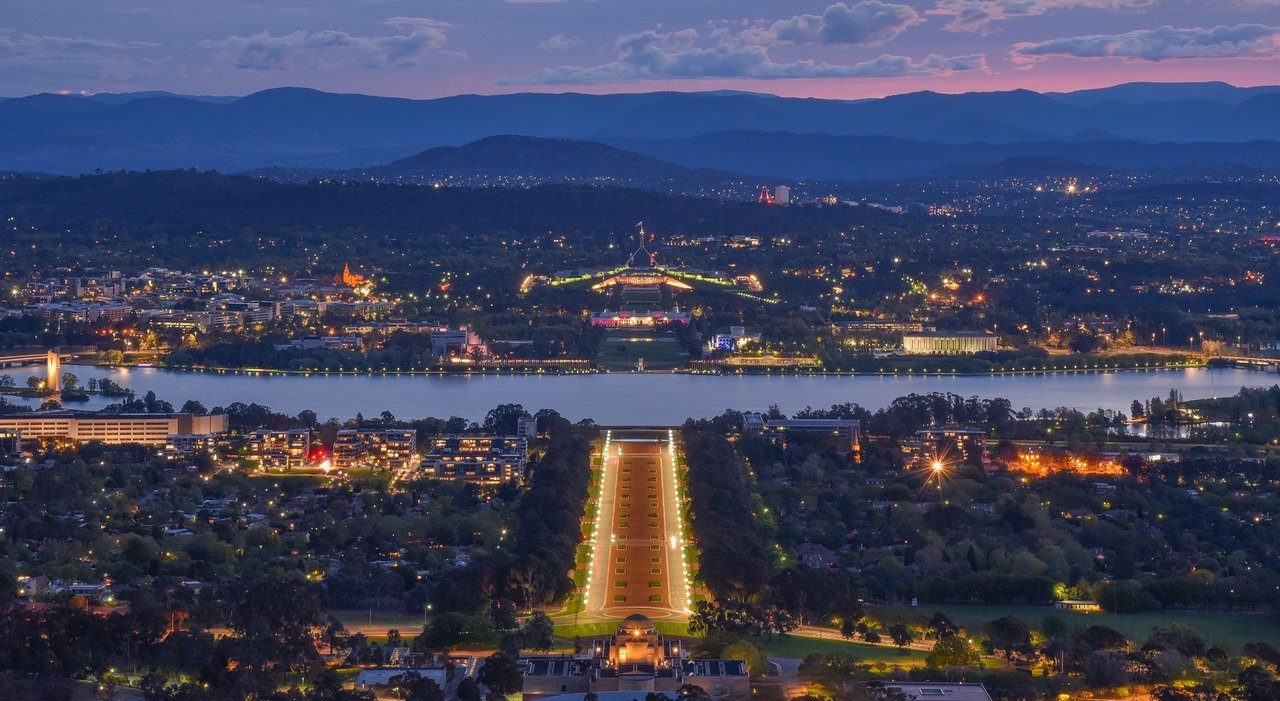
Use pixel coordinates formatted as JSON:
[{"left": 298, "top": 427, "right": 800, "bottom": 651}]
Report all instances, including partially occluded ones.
[{"left": 4, "top": 365, "right": 1275, "bottom": 424}]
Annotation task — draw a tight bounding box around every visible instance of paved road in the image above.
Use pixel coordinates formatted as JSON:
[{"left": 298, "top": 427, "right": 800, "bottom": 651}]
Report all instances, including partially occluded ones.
[{"left": 581, "top": 430, "right": 688, "bottom": 622}]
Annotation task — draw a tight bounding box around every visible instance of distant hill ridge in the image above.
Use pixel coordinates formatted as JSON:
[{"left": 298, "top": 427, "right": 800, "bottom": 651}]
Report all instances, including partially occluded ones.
[
  {"left": 604, "top": 131, "right": 1280, "bottom": 181},
  {"left": 379, "top": 135, "right": 694, "bottom": 178},
  {"left": 259, "top": 132, "right": 1280, "bottom": 185},
  {"left": 1, "top": 82, "right": 1278, "bottom": 176}
]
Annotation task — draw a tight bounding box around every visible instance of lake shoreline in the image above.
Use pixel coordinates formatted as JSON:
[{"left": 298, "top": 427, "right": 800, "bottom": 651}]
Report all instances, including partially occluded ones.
[
  {"left": 55, "top": 358, "right": 1226, "bottom": 379},
  {"left": 3, "top": 363, "right": 1270, "bottom": 422}
]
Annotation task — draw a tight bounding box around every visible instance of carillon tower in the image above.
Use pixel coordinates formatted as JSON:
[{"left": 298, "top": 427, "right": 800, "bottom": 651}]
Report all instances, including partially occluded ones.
[{"left": 46, "top": 350, "right": 60, "bottom": 393}]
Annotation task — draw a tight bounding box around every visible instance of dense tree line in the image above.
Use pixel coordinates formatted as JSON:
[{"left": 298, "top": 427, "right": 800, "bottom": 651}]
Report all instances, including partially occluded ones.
[
  {"left": 681, "top": 422, "right": 774, "bottom": 600},
  {"left": 509, "top": 415, "right": 595, "bottom": 605},
  {"left": 0, "top": 569, "right": 376, "bottom": 700}
]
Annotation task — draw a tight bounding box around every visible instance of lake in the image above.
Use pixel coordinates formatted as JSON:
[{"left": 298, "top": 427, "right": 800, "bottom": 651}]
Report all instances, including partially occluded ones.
[{"left": 3, "top": 365, "right": 1275, "bottom": 424}]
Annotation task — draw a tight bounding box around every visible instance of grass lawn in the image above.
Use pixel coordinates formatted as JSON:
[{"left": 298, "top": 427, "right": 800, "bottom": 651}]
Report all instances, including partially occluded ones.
[
  {"left": 554, "top": 620, "right": 692, "bottom": 640},
  {"left": 759, "top": 636, "right": 927, "bottom": 665},
  {"left": 553, "top": 621, "right": 926, "bottom": 667},
  {"left": 596, "top": 338, "right": 689, "bottom": 369},
  {"left": 246, "top": 473, "right": 329, "bottom": 485},
  {"left": 329, "top": 608, "right": 427, "bottom": 631},
  {"left": 879, "top": 604, "right": 1280, "bottom": 649}
]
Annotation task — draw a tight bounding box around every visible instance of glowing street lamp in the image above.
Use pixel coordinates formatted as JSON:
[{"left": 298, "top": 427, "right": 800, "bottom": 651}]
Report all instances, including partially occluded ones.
[{"left": 925, "top": 456, "right": 950, "bottom": 499}]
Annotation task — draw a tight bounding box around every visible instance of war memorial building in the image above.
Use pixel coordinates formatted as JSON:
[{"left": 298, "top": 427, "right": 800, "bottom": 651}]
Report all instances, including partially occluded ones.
[{"left": 521, "top": 614, "right": 749, "bottom": 700}]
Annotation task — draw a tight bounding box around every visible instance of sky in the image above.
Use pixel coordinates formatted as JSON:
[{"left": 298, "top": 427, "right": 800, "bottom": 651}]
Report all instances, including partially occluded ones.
[{"left": 2, "top": 1, "right": 1279, "bottom": 99}]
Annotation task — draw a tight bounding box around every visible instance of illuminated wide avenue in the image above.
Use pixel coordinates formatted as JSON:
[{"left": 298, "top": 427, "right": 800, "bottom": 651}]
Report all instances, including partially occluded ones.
[{"left": 579, "top": 430, "right": 693, "bottom": 621}]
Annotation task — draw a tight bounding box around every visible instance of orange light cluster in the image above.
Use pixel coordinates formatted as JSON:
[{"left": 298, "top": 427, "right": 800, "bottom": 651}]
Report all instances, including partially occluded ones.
[{"left": 1009, "top": 450, "right": 1125, "bottom": 478}]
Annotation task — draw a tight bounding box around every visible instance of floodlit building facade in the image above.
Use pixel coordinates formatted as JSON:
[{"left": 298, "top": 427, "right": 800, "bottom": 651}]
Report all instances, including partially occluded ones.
[
  {"left": 522, "top": 614, "right": 749, "bottom": 700},
  {"left": 0, "top": 412, "right": 227, "bottom": 446},
  {"left": 902, "top": 331, "right": 997, "bottom": 355}
]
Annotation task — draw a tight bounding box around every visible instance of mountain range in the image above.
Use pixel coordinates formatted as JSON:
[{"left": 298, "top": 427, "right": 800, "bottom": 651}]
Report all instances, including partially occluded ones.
[{"left": 1, "top": 82, "right": 1278, "bottom": 180}]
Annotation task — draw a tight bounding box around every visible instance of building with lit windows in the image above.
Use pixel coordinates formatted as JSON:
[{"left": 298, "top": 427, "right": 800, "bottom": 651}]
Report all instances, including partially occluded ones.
[
  {"left": 588, "top": 311, "right": 691, "bottom": 328},
  {"left": 0, "top": 412, "right": 227, "bottom": 446},
  {"left": 247, "top": 429, "right": 313, "bottom": 470},
  {"left": 708, "top": 326, "right": 762, "bottom": 352},
  {"left": 742, "top": 413, "right": 860, "bottom": 454},
  {"left": 0, "top": 429, "right": 21, "bottom": 455},
  {"left": 421, "top": 436, "right": 528, "bottom": 484},
  {"left": 430, "top": 327, "right": 488, "bottom": 358},
  {"left": 916, "top": 427, "right": 988, "bottom": 468},
  {"left": 902, "top": 331, "right": 997, "bottom": 355},
  {"left": 333, "top": 429, "right": 418, "bottom": 470},
  {"left": 162, "top": 434, "right": 218, "bottom": 461}
]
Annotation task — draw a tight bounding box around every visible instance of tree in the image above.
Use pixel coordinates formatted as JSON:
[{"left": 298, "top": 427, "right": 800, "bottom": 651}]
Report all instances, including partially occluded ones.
[
  {"left": 1040, "top": 615, "right": 1067, "bottom": 642},
  {"left": 452, "top": 678, "right": 480, "bottom": 701},
  {"left": 687, "top": 599, "right": 787, "bottom": 638},
  {"left": 1144, "top": 625, "right": 1206, "bottom": 658},
  {"left": 230, "top": 577, "right": 323, "bottom": 678},
  {"left": 927, "top": 634, "right": 981, "bottom": 668},
  {"left": 416, "top": 612, "right": 496, "bottom": 650},
  {"left": 507, "top": 559, "right": 546, "bottom": 610},
  {"left": 1081, "top": 650, "right": 1129, "bottom": 687},
  {"left": 1151, "top": 685, "right": 1220, "bottom": 701},
  {"left": 61, "top": 372, "right": 79, "bottom": 391},
  {"left": 721, "top": 638, "right": 769, "bottom": 677},
  {"left": 96, "top": 669, "right": 124, "bottom": 701},
  {"left": 490, "top": 599, "right": 518, "bottom": 633},
  {"left": 180, "top": 400, "right": 208, "bottom": 414},
  {"left": 483, "top": 404, "right": 527, "bottom": 435},
  {"left": 1078, "top": 625, "right": 1128, "bottom": 652},
  {"left": 140, "top": 673, "right": 168, "bottom": 700},
  {"left": 324, "top": 616, "right": 347, "bottom": 654},
  {"left": 979, "top": 671, "right": 1038, "bottom": 701},
  {"left": 519, "top": 612, "right": 555, "bottom": 651},
  {"left": 388, "top": 671, "right": 445, "bottom": 701},
  {"left": 927, "top": 612, "right": 960, "bottom": 638},
  {"left": 888, "top": 622, "right": 914, "bottom": 649},
  {"left": 477, "top": 652, "right": 522, "bottom": 698},
  {"left": 1236, "top": 664, "right": 1280, "bottom": 701},
  {"left": 986, "top": 615, "right": 1032, "bottom": 661},
  {"left": 676, "top": 684, "right": 711, "bottom": 701}
]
